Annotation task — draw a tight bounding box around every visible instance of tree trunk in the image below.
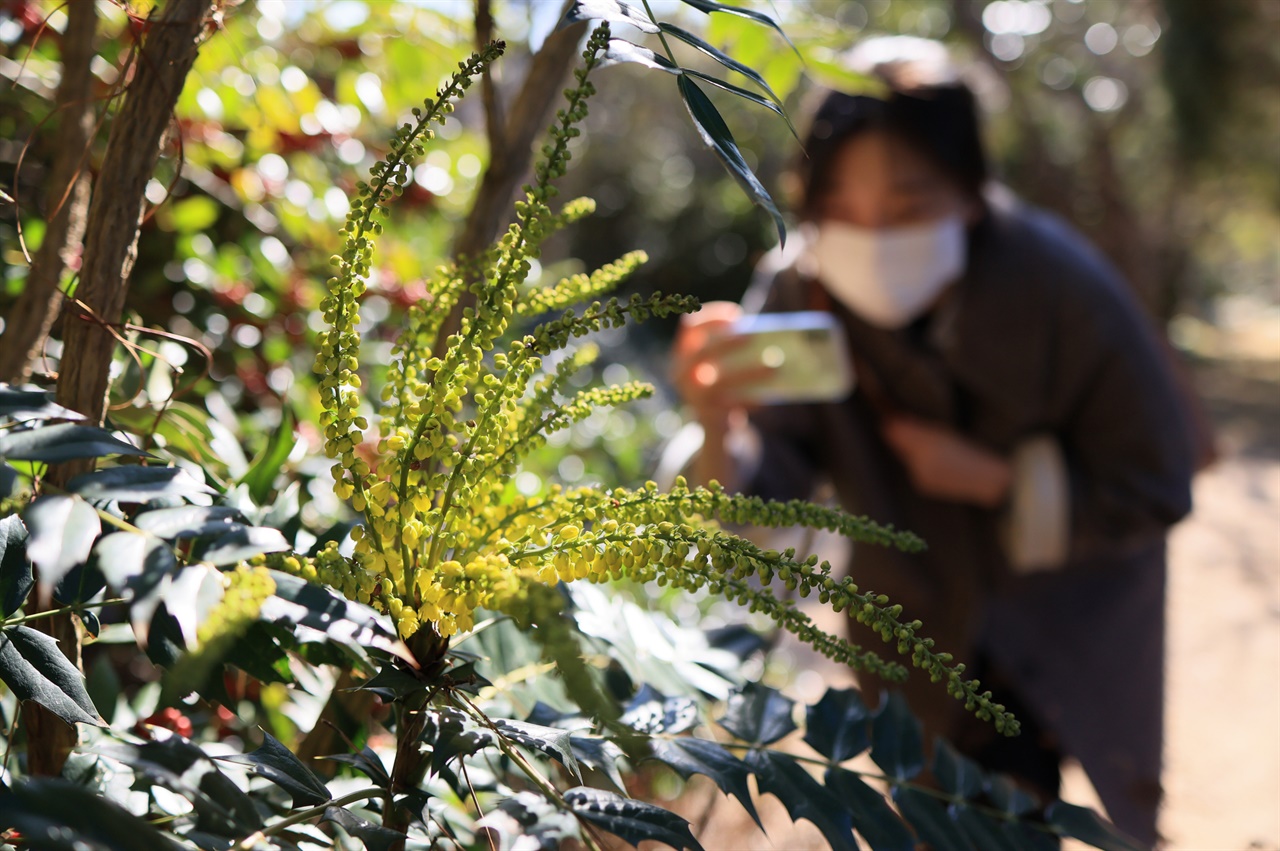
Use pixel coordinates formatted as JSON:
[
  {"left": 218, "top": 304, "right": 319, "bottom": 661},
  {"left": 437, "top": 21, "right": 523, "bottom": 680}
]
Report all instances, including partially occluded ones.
[
  {"left": 20, "top": 0, "right": 217, "bottom": 779},
  {"left": 0, "top": 0, "right": 97, "bottom": 383}
]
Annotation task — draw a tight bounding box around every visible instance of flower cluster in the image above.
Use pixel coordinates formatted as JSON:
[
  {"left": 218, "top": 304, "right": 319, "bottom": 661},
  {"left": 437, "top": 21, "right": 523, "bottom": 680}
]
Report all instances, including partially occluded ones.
[{"left": 285, "top": 24, "right": 1020, "bottom": 735}]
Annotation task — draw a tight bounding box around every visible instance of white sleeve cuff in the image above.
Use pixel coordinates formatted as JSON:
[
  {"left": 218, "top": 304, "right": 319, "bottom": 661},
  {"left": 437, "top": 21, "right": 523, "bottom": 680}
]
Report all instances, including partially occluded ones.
[{"left": 1002, "top": 435, "right": 1070, "bottom": 573}]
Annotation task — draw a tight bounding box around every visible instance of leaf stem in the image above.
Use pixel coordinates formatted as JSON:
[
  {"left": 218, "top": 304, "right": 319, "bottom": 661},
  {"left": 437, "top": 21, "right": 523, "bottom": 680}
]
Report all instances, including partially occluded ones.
[
  {"left": 641, "top": 0, "right": 679, "bottom": 66},
  {"left": 232, "top": 786, "right": 387, "bottom": 848},
  {"left": 0, "top": 596, "right": 128, "bottom": 628}
]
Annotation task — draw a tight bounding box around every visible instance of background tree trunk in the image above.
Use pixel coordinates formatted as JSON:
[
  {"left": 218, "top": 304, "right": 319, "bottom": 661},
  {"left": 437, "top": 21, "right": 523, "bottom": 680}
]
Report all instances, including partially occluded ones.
[
  {"left": 20, "top": 0, "right": 217, "bottom": 779},
  {"left": 0, "top": 0, "right": 97, "bottom": 383}
]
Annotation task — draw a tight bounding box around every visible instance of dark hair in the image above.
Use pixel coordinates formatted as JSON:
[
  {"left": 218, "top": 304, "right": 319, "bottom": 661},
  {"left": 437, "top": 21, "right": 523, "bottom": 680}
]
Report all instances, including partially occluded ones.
[{"left": 797, "top": 48, "right": 987, "bottom": 218}]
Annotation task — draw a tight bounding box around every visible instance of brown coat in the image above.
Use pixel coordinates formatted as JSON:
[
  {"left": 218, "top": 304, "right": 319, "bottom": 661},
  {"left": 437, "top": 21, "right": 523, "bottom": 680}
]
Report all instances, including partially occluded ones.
[{"left": 742, "top": 190, "right": 1194, "bottom": 844}]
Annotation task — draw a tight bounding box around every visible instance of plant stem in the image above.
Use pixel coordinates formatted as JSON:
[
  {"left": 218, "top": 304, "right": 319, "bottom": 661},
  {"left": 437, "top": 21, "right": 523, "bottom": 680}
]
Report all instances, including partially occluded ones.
[
  {"left": 641, "top": 0, "right": 679, "bottom": 65},
  {"left": 0, "top": 597, "right": 127, "bottom": 628},
  {"left": 232, "top": 786, "right": 386, "bottom": 848}
]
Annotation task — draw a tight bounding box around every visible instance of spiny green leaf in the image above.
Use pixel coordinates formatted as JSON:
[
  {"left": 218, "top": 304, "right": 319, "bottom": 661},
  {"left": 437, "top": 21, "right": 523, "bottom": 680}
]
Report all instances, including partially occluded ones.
[
  {"left": 22, "top": 494, "right": 100, "bottom": 590},
  {"left": 261, "top": 570, "right": 413, "bottom": 665},
  {"left": 324, "top": 805, "right": 406, "bottom": 851},
  {"left": 0, "top": 514, "right": 32, "bottom": 617},
  {"left": 0, "top": 778, "right": 180, "bottom": 851},
  {"left": 68, "top": 465, "right": 214, "bottom": 504},
  {"left": 0, "top": 423, "right": 150, "bottom": 462},
  {"left": 869, "top": 691, "right": 924, "bottom": 782},
  {"left": 193, "top": 525, "right": 289, "bottom": 565},
  {"left": 133, "top": 505, "right": 243, "bottom": 539},
  {"left": 741, "top": 749, "right": 858, "bottom": 850},
  {"left": 719, "top": 681, "right": 796, "bottom": 746},
  {"left": 478, "top": 791, "right": 582, "bottom": 850},
  {"left": 563, "top": 786, "right": 704, "bottom": 851},
  {"left": 569, "top": 736, "right": 627, "bottom": 791},
  {"left": 680, "top": 66, "right": 797, "bottom": 136},
  {"left": 0, "top": 387, "right": 84, "bottom": 422},
  {"left": 932, "top": 738, "right": 984, "bottom": 800},
  {"left": 824, "top": 767, "right": 915, "bottom": 851},
  {"left": 804, "top": 687, "right": 872, "bottom": 763},
  {"left": 495, "top": 718, "right": 581, "bottom": 779},
  {"left": 321, "top": 745, "right": 391, "bottom": 788},
  {"left": 677, "top": 75, "right": 786, "bottom": 246},
  {"left": 620, "top": 683, "right": 698, "bottom": 734},
  {"left": 217, "top": 729, "right": 331, "bottom": 808},
  {"left": 1046, "top": 802, "right": 1147, "bottom": 851},
  {"left": 649, "top": 736, "right": 762, "bottom": 829},
  {"left": 0, "top": 625, "right": 100, "bottom": 725},
  {"left": 892, "top": 787, "right": 975, "bottom": 851},
  {"left": 91, "top": 532, "right": 177, "bottom": 638}
]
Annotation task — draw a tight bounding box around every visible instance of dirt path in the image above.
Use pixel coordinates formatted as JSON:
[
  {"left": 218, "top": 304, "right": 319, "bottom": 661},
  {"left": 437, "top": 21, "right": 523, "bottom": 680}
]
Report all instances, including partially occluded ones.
[{"left": 670, "top": 358, "right": 1280, "bottom": 850}]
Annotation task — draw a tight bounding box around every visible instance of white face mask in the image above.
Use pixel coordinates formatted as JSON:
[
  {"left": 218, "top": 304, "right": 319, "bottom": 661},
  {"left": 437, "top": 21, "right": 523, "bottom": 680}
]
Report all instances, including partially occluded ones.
[{"left": 808, "top": 216, "right": 967, "bottom": 329}]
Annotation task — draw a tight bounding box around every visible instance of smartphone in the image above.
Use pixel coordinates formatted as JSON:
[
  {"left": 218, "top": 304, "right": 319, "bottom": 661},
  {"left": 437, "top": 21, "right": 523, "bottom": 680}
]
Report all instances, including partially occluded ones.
[{"left": 719, "top": 311, "right": 855, "bottom": 405}]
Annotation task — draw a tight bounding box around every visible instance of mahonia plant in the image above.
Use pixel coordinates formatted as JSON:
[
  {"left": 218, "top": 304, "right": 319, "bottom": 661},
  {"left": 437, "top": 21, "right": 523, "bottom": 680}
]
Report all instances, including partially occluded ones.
[{"left": 280, "top": 25, "right": 1019, "bottom": 735}]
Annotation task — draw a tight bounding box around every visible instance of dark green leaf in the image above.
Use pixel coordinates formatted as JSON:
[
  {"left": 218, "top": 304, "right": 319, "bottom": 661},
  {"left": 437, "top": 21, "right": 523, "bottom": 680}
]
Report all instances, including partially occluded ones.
[
  {"left": 600, "top": 38, "right": 679, "bottom": 73},
  {"left": 90, "top": 531, "right": 176, "bottom": 640},
  {"left": 0, "top": 777, "right": 180, "bottom": 851},
  {"left": 53, "top": 560, "right": 106, "bottom": 607},
  {"left": 0, "top": 387, "right": 85, "bottom": 422},
  {"left": 563, "top": 787, "right": 704, "bottom": 851},
  {"left": 570, "top": 736, "right": 627, "bottom": 791},
  {"left": 677, "top": 75, "right": 786, "bottom": 245},
  {"left": 804, "top": 687, "right": 872, "bottom": 763},
  {"left": 893, "top": 787, "right": 975, "bottom": 851},
  {"left": 222, "top": 621, "right": 295, "bottom": 684},
  {"left": 681, "top": 67, "right": 796, "bottom": 135},
  {"left": 0, "top": 514, "right": 32, "bottom": 616},
  {"left": 262, "top": 570, "right": 413, "bottom": 665},
  {"left": 719, "top": 681, "right": 796, "bottom": 745},
  {"left": 0, "top": 423, "right": 150, "bottom": 462},
  {"left": 951, "top": 804, "right": 1025, "bottom": 851},
  {"left": 825, "top": 767, "right": 915, "bottom": 851},
  {"left": 649, "top": 736, "right": 762, "bottom": 830},
  {"left": 103, "top": 732, "right": 262, "bottom": 836},
  {"left": 193, "top": 525, "right": 289, "bottom": 565},
  {"left": 621, "top": 683, "right": 698, "bottom": 734},
  {"left": 322, "top": 745, "right": 391, "bottom": 788},
  {"left": 986, "top": 773, "right": 1039, "bottom": 817},
  {"left": 22, "top": 494, "right": 101, "bottom": 590},
  {"left": 562, "top": 0, "right": 659, "bottom": 34},
  {"left": 679, "top": 0, "right": 798, "bottom": 54},
  {"left": 1047, "top": 801, "right": 1147, "bottom": 851},
  {"left": 495, "top": 719, "right": 580, "bottom": 778},
  {"left": 217, "top": 729, "right": 331, "bottom": 808},
  {"left": 133, "top": 505, "right": 243, "bottom": 539},
  {"left": 0, "top": 625, "right": 100, "bottom": 725},
  {"left": 325, "top": 805, "right": 406, "bottom": 851},
  {"left": 932, "top": 739, "right": 983, "bottom": 800},
  {"left": 145, "top": 604, "right": 187, "bottom": 667},
  {"left": 242, "top": 406, "right": 296, "bottom": 504},
  {"left": 1001, "top": 821, "right": 1062, "bottom": 851},
  {"left": 425, "top": 707, "right": 495, "bottom": 774},
  {"left": 658, "top": 22, "right": 783, "bottom": 105},
  {"left": 68, "top": 465, "right": 214, "bottom": 504},
  {"left": 0, "top": 463, "right": 17, "bottom": 498},
  {"left": 870, "top": 691, "right": 924, "bottom": 782},
  {"left": 743, "top": 749, "right": 858, "bottom": 850},
  {"left": 356, "top": 662, "right": 430, "bottom": 701}
]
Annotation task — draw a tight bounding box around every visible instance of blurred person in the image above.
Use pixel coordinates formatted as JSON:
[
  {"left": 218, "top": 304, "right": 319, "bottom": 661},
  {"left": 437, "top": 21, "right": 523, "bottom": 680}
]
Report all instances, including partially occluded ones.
[{"left": 670, "top": 36, "right": 1195, "bottom": 846}]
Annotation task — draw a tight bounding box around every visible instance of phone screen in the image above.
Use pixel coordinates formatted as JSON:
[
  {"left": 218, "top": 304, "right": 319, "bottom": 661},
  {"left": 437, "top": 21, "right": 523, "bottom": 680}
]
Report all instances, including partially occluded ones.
[{"left": 720, "top": 311, "right": 855, "bottom": 405}]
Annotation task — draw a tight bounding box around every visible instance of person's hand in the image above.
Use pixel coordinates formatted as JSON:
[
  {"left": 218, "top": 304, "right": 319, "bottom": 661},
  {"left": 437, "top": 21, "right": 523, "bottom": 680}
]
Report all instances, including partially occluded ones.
[
  {"left": 671, "top": 302, "right": 772, "bottom": 488},
  {"left": 882, "top": 416, "right": 1012, "bottom": 508}
]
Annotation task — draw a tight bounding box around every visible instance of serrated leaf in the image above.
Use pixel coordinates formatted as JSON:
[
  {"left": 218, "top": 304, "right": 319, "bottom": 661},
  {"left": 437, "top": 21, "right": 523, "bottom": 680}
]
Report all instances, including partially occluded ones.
[
  {"left": 569, "top": 736, "right": 627, "bottom": 791},
  {"left": 103, "top": 732, "right": 262, "bottom": 837},
  {"left": 324, "top": 805, "right": 407, "bottom": 851},
  {"left": 193, "top": 525, "right": 289, "bottom": 565},
  {"left": 561, "top": 0, "right": 659, "bottom": 33},
  {"left": 133, "top": 505, "right": 243, "bottom": 539},
  {"left": 0, "top": 777, "right": 180, "bottom": 851},
  {"left": 950, "top": 804, "right": 1025, "bottom": 851},
  {"left": 22, "top": 495, "right": 101, "bottom": 591},
  {"left": 869, "top": 691, "right": 924, "bottom": 782},
  {"left": 650, "top": 736, "right": 763, "bottom": 830},
  {"left": 0, "top": 514, "right": 33, "bottom": 616},
  {"left": 679, "top": 0, "right": 797, "bottom": 54},
  {"left": 356, "top": 662, "right": 430, "bottom": 701},
  {"left": 425, "top": 707, "right": 494, "bottom": 774},
  {"left": 678, "top": 75, "right": 785, "bottom": 245},
  {"left": 719, "top": 681, "right": 796, "bottom": 745},
  {"left": 0, "top": 625, "right": 100, "bottom": 725},
  {"left": 68, "top": 465, "right": 215, "bottom": 503},
  {"left": 242, "top": 406, "right": 296, "bottom": 504},
  {"left": 620, "top": 683, "right": 698, "bottom": 734},
  {"left": 824, "top": 767, "right": 914, "bottom": 851},
  {"left": 892, "top": 787, "right": 975, "bottom": 851},
  {"left": 804, "top": 687, "right": 872, "bottom": 763},
  {"left": 0, "top": 387, "right": 86, "bottom": 422},
  {"left": 1046, "top": 802, "right": 1146, "bottom": 851},
  {"left": 322, "top": 745, "right": 391, "bottom": 788},
  {"left": 0, "top": 423, "right": 150, "bottom": 462},
  {"left": 495, "top": 719, "right": 580, "bottom": 779},
  {"left": 217, "top": 729, "right": 331, "bottom": 808},
  {"left": 932, "top": 739, "right": 983, "bottom": 800},
  {"left": 742, "top": 749, "right": 858, "bottom": 850},
  {"left": 600, "top": 38, "right": 679, "bottom": 73},
  {"left": 563, "top": 787, "right": 704, "bottom": 851},
  {"left": 261, "top": 570, "right": 413, "bottom": 665},
  {"left": 659, "top": 22, "right": 785, "bottom": 108}
]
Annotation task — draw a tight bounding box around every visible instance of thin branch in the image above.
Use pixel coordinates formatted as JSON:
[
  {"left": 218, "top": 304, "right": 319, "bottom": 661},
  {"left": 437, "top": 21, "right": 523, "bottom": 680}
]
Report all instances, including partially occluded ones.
[{"left": 232, "top": 786, "right": 387, "bottom": 849}]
